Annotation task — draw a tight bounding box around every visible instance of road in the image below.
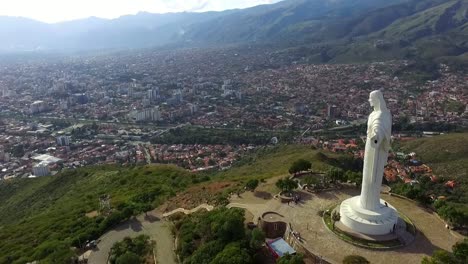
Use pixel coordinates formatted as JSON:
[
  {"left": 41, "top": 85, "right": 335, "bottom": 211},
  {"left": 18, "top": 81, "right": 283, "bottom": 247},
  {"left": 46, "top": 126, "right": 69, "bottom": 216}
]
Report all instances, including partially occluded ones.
[{"left": 88, "top": 212, "right": 176, "bottom": 264}]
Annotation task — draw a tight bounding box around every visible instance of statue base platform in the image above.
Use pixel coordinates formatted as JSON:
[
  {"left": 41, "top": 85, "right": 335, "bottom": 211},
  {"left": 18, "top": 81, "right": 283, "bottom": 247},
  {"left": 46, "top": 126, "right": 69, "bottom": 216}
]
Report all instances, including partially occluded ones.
[{"left": 339, "top": 196, "right": 398, "bottom": 236}]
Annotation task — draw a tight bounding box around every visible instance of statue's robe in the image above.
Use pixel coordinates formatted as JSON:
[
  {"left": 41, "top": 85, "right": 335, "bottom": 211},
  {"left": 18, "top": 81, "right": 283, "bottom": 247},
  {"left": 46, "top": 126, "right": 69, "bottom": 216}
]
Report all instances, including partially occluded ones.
[{"left": 359, "top": 110, "right": 392, "bottom": 210}]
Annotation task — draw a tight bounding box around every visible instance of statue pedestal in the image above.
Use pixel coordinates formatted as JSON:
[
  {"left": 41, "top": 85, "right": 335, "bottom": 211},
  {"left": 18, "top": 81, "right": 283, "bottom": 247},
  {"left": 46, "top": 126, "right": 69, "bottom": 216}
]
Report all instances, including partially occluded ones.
[{"left": 339, "top": 196, "right": 398, "bottom": 236}]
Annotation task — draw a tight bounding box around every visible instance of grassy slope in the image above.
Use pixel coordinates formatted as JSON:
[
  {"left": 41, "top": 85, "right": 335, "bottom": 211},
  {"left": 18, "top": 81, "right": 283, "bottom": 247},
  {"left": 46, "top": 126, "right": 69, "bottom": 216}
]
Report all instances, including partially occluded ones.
[
  {"left": 379, "top": 1, "right": 454, "bottom": 38},
  {"left": 401, "top": 133, "right": 468, "bottom": 179},
  {"left": 217, "top": 145, "right": 334, "bottom": 181},
  {"left": 327, "top": 0, "right": 467, "bottom": 63},
  {"left": 0, "top": 164, "right": 199, "bottom": 263}
]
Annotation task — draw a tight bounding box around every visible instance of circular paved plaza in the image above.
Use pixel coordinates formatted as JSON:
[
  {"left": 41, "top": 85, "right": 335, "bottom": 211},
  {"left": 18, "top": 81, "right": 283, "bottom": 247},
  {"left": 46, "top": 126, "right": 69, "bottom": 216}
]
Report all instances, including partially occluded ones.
[{"left": 229, "top": 188, "right": 464, "bottom": 264}]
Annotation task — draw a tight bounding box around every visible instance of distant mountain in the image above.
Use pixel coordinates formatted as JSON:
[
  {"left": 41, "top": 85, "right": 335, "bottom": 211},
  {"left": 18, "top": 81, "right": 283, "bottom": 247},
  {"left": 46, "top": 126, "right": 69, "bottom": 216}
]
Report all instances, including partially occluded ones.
[{"left": 0, "top": 0, "right": 466, "bottom": 62}]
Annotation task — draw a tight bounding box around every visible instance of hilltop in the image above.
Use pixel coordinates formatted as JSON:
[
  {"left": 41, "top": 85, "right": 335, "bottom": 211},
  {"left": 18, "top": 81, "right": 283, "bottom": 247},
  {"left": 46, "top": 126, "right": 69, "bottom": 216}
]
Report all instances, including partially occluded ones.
[{"left": 0, "top": 145, "right": 333, "bottom": 263}]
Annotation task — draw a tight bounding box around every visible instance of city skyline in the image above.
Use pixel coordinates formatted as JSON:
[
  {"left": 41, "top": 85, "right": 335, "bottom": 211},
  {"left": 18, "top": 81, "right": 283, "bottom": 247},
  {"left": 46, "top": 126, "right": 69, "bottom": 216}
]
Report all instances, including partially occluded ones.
[{"left": 0, "top": 0, "right": 283, "bottom": 23}]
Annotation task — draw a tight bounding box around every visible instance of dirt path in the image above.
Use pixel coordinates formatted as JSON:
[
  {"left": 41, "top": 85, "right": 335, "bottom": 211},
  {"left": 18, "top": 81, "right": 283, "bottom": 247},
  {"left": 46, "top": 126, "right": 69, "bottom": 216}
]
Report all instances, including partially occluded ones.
[{"left": 88, "top": 212, "right": 176, "bottom": 264}]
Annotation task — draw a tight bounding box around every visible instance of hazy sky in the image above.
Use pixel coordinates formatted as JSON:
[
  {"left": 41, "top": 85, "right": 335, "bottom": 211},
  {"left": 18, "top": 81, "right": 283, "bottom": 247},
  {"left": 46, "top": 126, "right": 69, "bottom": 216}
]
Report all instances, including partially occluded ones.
[{"left": 0, "top": 0, "right": 283, "bottom": 23}]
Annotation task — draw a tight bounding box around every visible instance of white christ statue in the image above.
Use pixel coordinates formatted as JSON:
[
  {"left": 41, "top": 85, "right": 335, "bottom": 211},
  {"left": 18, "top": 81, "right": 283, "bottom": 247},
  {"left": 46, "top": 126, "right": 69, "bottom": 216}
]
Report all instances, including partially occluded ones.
[
  {"left": 339, "top": 90, "right": 398, "bottom": 236},
  {"left": 359, "top": 90, "right": 392, "bottom": 210}
]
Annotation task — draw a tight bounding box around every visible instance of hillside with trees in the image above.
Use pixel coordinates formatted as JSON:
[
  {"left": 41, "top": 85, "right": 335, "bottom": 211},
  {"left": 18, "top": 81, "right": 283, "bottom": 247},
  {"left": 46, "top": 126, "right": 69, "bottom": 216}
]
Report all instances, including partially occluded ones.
[{"left": 0, "top": 165, "right": 209, "bottom": 263}]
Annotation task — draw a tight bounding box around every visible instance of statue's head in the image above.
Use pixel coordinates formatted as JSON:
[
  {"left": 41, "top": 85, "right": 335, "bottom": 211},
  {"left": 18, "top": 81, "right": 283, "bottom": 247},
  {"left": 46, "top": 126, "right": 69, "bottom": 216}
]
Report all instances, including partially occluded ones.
[{"left": 369, "top": 90, "right": 388, "bottom": 111}]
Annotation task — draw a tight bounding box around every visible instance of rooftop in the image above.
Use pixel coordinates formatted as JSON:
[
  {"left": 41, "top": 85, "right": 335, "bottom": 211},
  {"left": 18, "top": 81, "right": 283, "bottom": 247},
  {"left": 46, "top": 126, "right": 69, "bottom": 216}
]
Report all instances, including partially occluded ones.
[{"left": 268, "top": 238, "right": 296, "bottom": 257}]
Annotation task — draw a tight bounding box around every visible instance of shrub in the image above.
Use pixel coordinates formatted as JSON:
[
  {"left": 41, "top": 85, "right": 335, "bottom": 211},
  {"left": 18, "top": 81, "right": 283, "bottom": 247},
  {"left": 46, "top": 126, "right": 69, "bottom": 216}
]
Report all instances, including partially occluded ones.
[{"left": 342, "top": 255, "right": 370, "bottom": 264}]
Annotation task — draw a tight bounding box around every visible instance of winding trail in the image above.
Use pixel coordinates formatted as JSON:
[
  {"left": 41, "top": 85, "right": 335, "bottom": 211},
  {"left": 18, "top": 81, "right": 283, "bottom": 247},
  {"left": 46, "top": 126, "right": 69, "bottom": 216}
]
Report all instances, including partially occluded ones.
[{"left": 162, "top": 203, "right": 214, "bottom": 218}]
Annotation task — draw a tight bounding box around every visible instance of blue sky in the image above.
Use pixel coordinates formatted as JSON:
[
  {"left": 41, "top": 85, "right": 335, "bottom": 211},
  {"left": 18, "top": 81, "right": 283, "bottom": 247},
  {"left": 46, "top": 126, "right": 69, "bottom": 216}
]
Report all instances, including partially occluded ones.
[{"left": 0, "top": 0, "right": 283, "bottom": 23}]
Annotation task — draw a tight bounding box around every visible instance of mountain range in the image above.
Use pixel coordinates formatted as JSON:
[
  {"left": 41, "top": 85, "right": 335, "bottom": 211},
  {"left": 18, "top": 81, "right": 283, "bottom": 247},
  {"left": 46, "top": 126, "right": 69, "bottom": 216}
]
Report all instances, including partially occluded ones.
[{"left": 1, "top": 0, "right": 467, "bottom": 62}]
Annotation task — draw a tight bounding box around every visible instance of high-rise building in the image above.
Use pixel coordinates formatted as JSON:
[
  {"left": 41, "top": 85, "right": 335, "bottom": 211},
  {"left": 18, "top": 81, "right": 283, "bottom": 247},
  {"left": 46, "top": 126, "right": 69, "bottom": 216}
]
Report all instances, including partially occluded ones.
[
  {"left": 327, "top": 104, "right": 339, "bottom": 118},
  {"left": 188, "top": 103, "right": 198, "bottom": 115},
  {"left": 147, "top": 87, "right": 160, "bottom": 101},
  {"left": 33, "top": 162, "right": 50, "bottom": 177},
  {"left": 135, "top": 107, "right": 162, "bottom": 122},
  {"left": 56, "top": 136, "right": 71, "bottom": 146},
  {"left": 30, "top": 101, "right": 47, "bottom": 114}
]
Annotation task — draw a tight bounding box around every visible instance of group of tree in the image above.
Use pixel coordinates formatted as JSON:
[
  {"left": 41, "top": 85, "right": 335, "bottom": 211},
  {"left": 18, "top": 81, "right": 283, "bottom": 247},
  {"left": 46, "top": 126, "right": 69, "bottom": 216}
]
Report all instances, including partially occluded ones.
[
  {"left": 391, "top": 176, "right": 468, "bottom": 229},
  {"left": 434, "top": 200, "right": 468, "bottom": 229},
  {"left": 245, "top": 179, "right": 259, "bottom": 191},
  {"left": 288, "top": 159, "right": 312, "bottom": 175},
  {"left": 175, "top": 207, "right": 267, "bottom": 264},
  {"left": 109, "top": 235, "right": 154, "bottom": 264},
  {"left": 151, "top": 127, "right": 295, "bottom": 145},
  {"left": 422, "top": 238, "right": 468, "bottom": 264},
  {"left": 327, "top": 167, "right": 345, "bottom": 183},
  {"left": 277, "top": 253, "right": 305, "bottom": 264},
  {"left": 276, "top": 177, "right": 299, "bottom": 195}
]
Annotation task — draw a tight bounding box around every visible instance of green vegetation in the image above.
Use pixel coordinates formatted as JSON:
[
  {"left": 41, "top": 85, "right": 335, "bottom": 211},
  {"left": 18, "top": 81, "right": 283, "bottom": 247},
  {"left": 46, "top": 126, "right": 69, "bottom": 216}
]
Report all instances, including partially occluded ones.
[
  {"left": 343, "top": 255, "right": 370, "bottom": 264},
  {"left": 331, "top": 211, "right": 341, "bottom": 229},
  {"left": 288, "top": 159, "right": 312, "bottom": 175},
  {"left": 277, "top": 253, "right": 305, "bottom": 264},
  {"left": 109, "top": 235, "right": 154, "bottom": 264},
  {"left": 397, "top": 133, "right": 468, "bottom": 231},
  {"left": 1, "top": 134, "right": 466, "bottom": 262},
  {"left": 173, "top": 207, "right": 265, "bottom": 264},
  {"left": 276, "top": 178, "right": 298, "bottom": 195},
  {"left": 401, "top": 133, "right": 468, "bottom": 179},
  {"left": 422, "top": 238, "right": 468, "bottom": 264},
  {"left": 0, "top": 145, "right": 340, "bottom": 263},
  {"left": 0, "top": 165, "right": 208, "bottom": 263},
  {"left": 151, "top": 126, "right": 296, "bottom": 145},
  {"left": 245, "top": 179, "right": 259, "bottom": 191},
  {"left": 327, "top": 167, "right": 345, "bottom": 183},
  {"left": 217, "top": 145, "right": 336, "bottom": 182}
]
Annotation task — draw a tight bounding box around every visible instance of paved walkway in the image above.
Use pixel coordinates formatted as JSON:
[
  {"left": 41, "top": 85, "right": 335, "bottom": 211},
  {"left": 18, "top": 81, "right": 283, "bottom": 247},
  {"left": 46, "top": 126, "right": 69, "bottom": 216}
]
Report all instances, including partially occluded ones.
[
  {"left": 229, "top": 189, "right": 464, "bottom": 264},
  {"left": 88, "top": 212, "right": 176, "bottom": 264}
]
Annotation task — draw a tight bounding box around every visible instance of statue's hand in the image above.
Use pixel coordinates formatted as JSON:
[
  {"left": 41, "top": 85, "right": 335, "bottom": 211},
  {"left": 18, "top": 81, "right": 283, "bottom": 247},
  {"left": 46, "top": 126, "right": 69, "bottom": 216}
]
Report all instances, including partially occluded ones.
[{"left": 370, "top": 134, "right": 380, "bottom": 148}]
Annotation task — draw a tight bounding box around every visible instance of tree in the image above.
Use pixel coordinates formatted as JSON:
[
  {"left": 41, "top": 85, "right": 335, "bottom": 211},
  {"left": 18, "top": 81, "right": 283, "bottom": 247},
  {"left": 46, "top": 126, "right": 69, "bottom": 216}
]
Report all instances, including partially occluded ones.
[
  {"left": 327, "top": 167, "right": 345, "bottom": 183},
  {"left": 452, "top": 239, "right": 468, "bottom": 262},
  {"left": 189, "top": 241, "right": 224, "bottom": 264},
  {"left": 342, "top": 255, "right": 370, "bottom": 264},
  {"left": 422, "top": 239, "right": 468, "bottom": 264},
  {"left": 115, "top": 252, "right": 140, "bottom": 264},
  {"left": 277, "top": 253, "right": 305, "bottom": 264},
  {"left": 346, "top": 171, "right": 363, "bottom": 187},
  {"left": 422, "top": 250, "right": 456, "bottom": 264},
  {"left": 437, "top": 205, "right": 465, "bottom": 227},
  {"left": 303, "top": 175, "right": 320, "bottom": 189},
  {"left": 245, "top": 179, "right": 259, "bottom": 191},
  {"left": 331, "top": 211, "right": 341, "bottom": 229},
  {"left": 276, "top": 178, "right": 298, "bottom": 195},
  {"left": 210, "top": 243, "right": 251, "bottom": 264},
  {"left": 249, "top": 228, "right": 265, "bottom": 250},
  {"left": 139, "top": 203, "right": 152, "bottom": 216},
  {"left": 289, "top": 159, "right": 312, "bottom": 175}
]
